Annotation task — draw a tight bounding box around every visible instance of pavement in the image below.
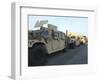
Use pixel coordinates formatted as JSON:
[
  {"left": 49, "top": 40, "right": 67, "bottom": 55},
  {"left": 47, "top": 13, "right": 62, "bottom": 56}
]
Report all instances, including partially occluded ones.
[{"left": 45, "top": 44, "right": 88, "bottom": 66}]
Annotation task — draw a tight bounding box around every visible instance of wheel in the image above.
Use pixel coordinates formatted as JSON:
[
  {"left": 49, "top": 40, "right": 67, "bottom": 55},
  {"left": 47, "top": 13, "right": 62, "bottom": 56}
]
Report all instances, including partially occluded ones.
[
  {"left": 28, "top": 45, "right": 48, "bottom": 66},
  {"left": 69, "top": 43, "right": 75, "bottom": 48}
]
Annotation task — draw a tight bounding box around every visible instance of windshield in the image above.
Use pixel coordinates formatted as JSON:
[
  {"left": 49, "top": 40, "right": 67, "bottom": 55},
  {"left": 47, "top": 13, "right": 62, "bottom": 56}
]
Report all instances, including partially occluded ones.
[
  {"left": 41, "top": 30, "right": 49, "bottom": 38},
  {"left": 71, "top": 36, "right": 75, "bottom": 39}
]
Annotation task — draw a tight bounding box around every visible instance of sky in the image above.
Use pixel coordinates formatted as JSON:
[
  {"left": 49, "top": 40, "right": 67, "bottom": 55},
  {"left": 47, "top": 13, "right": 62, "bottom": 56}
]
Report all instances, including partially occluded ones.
[{"left": 28, "top": 15, "right": 88, "bottom": 36}]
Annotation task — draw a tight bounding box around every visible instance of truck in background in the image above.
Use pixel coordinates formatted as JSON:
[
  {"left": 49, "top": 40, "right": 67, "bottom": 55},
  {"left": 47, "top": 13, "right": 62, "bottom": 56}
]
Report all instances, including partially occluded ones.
[{"left": 67, "top": 32, "right": 88, "bottom": 48}]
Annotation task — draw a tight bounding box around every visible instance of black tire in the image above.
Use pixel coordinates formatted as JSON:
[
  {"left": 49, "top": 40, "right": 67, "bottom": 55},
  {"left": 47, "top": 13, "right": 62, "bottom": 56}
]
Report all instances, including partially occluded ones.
[
  {"left": 70, "top": 43, "right": 76, "bottom": 48},
  {"left": 28, "top": 45, "right": 48, "bottom": 66}
]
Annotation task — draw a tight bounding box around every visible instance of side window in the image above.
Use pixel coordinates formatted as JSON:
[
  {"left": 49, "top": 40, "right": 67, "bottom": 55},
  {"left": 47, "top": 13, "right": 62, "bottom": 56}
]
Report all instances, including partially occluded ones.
[
  {"left": 61, "top": 33, "right": 65, "bottom": 40},
  {"left": 58, "top": 32, "right": 61, "bottom": 39},
  {"left": 53, "top": 32, "right": 58, "bottom": 40},
  {"left": 41, "top": 30, "right": 49, "bottom": 38}
]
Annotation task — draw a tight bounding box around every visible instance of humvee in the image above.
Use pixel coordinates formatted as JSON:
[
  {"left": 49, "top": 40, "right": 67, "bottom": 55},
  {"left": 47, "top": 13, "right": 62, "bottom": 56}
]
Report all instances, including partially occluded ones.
[
  {"left": 79, "top": 35, "right": 88, "bottom": 44},
  {"left": 67, "top": 32, "right": 80, "bottom": 48},
  {"left": 28, "top": 20, "right": 68, "bottom": 66}
]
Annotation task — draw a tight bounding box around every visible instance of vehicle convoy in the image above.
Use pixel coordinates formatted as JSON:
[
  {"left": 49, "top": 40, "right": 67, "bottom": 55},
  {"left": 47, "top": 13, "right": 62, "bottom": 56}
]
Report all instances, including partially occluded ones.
[
  {"left": 28, "top": 20, "right": 68, "bottom": 66},
  {"left": 67, "top": 32, "right": 88, "bottom": 48}
]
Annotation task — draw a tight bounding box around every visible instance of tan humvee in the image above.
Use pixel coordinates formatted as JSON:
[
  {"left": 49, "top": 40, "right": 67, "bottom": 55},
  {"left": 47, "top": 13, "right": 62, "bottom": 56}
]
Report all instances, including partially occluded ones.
[
  {"left": 67, "top": 32, "right": 80, "bottom": 48},
  {"left": 28, "top": 20, "right": 67, "bottom": 66},
  {"left": 79, "top": 35, "right": 88, "bottom": 44}
]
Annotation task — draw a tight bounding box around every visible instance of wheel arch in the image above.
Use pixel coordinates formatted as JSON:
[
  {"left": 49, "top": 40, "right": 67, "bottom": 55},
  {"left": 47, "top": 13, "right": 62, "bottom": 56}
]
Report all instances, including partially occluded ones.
[{"left": 32, "top": 42, "right": 45, "bottom": 47}]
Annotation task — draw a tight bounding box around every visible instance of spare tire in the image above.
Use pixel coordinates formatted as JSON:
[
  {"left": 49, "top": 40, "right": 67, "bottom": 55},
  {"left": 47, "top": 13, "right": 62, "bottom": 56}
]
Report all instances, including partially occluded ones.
[{"left": 28, "top": 44, "right": 48, "bottom": 66}]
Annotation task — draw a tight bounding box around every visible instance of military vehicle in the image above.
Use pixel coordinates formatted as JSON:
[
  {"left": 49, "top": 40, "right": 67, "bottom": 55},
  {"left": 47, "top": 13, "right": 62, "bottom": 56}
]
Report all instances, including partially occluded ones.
[
  {"left": 79, "top": 35, "right": 88, "bottom": 44},
  {"left": 67, "top": 32, "right": 88, "bottom": 48},
  {"left": 28, "top": 20, "right": 68, "bottom": 66},
  {"left": 67, "top": 32, "right": 80, "bottom": 48}
]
